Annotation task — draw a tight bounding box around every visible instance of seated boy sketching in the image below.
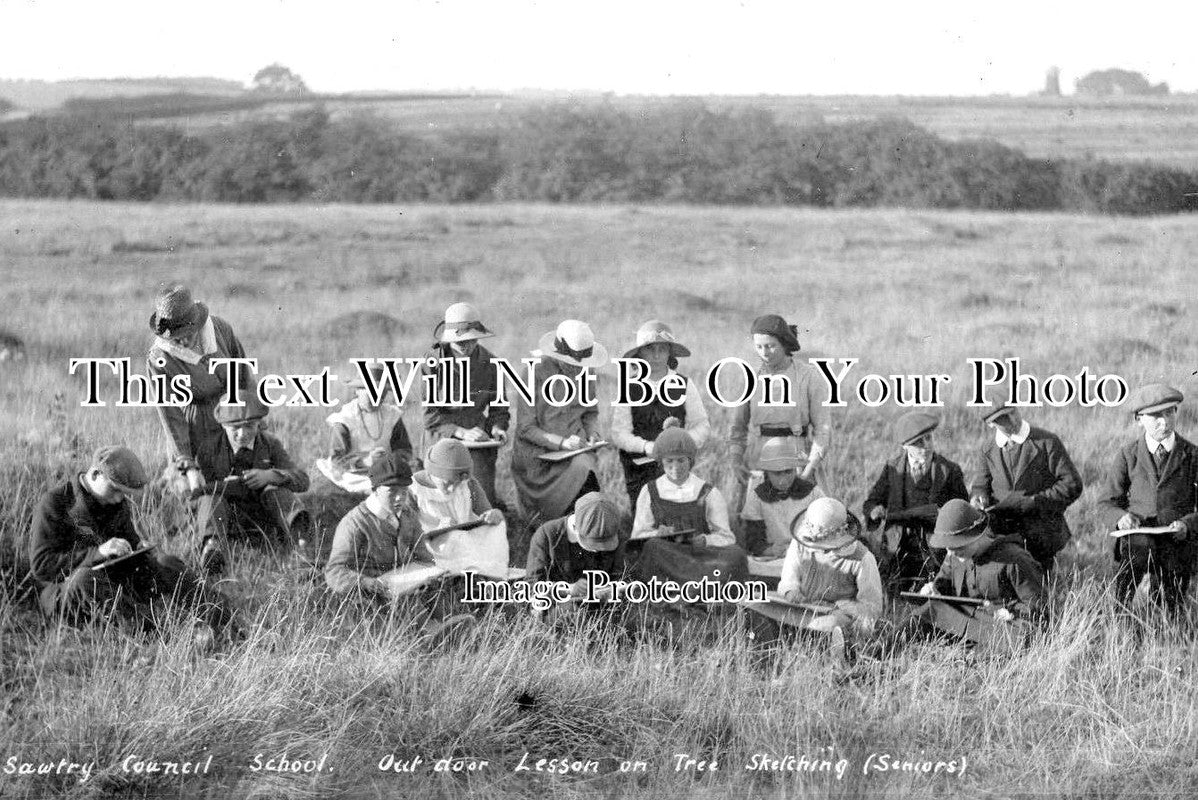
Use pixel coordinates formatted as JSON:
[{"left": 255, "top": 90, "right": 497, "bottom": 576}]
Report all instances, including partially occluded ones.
[{"left": 630, "top": 428, "right": 747, "bottom": 587}]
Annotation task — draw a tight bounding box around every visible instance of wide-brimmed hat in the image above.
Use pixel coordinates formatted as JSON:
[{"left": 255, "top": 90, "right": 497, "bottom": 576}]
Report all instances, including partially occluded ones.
[
  {"left": 91, "top": 445, "right": 148, "bottom": 495},
  {"left": 425, "top": 439, "right": 473, "bottom": 482},
  {"left": 536, "top": 320, "right": 609, "bottom": 369},
  {"left": 750, "top": 314, "right": 801, "bottom": 354},
  {"left": 928, "top": 499, "right": 989, "bottom": 549},
  {"left": 213, "top": 390, "right": 268, "bottom": 425},
  {"left": 572, "top": 492, "right": 621, "bottom": 552},
  {"left": 1129, "top": 383, "right": 1183, "bottom": 416},
  {"left": 791, "top": 497, "right": 855, "bottom": 551},
  {"left": 434, "top": 302, "right": 494, "bottom": 344},
  {"left": 896, "top": 411, "right": 939, "bottom": 446},
  {"left": 758, "top": 437, "right": 803, "bottom": 471},
  {"left": 653, "top": 428, "right": 697, "bottom": 463},
  {"left": 369, "top": 451, "right": 413, "bottom": 489},
  {"left": 622, "top": 320, "right": 691, "bottom": 361},
  {"left": 979, "top": 402, "right": 1018, "bottom": 424},
  {"left": 149, "top": 284, "right": 209, "bottom": 337}
]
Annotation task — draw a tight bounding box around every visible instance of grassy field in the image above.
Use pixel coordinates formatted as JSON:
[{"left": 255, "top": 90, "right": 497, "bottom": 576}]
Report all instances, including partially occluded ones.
[{"left": 0, "top": 199, "right": 1195, "bottom": 799}]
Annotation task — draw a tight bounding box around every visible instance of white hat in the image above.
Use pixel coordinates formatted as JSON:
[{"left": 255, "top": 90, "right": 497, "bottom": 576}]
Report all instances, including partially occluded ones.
[
  {"left": 435, "top": 302, "right": 494, "bottom": 343},
  {"left": 791, "top": 498, "right": 855, "bottom": 551},
  {"left": 535, "top": 320, "right": 609, "bottom": 368}
]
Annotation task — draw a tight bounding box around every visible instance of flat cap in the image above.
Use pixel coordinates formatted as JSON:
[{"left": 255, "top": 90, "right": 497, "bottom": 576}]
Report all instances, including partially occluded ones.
[
  {"left": 369, "top": 451, "right": 413, "bottom": 489},
  {"left": 213, "top": 391, "right": 268, "bottom": 425},
  {"left": 573, "top": 492, "right": 622, "bottom": 552},
  {"left": 895, "top": 411, "right": 939, "bottom": 446},
  {"left": 979, "top": 402, "right": 1016, "bottom": 424},
  {"left": 1128, "top": 383, "right": 1183, "bottom": 416},
  {"left": 91, "top": 445, "right": 148, "bottom": 494}
]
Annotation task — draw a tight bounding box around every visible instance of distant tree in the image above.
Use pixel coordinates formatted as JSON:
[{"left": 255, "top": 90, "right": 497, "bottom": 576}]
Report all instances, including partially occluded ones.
[
  {"left": 250, "top": 63, "right": 310, "bottom": 95},
  {"left": 0, "top": 96, "right": 13, "bottom": 114},
  {"left": 1075, "top": 69, "right": 1168, "bottom": 97},
  {"left": 1042, "top": 67, "right": 1061, "bottom": 97}
]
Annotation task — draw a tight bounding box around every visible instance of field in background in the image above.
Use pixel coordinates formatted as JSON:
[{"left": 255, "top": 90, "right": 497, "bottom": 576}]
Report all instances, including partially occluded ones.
[{"left": 0, "top": 200, "right": 1195, "bottom": 798}]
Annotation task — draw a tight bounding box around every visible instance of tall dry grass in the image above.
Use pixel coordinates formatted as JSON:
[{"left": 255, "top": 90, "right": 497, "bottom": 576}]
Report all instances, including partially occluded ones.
[{"left": 0, "top": 199, "right": 1195, "bottom": 798}]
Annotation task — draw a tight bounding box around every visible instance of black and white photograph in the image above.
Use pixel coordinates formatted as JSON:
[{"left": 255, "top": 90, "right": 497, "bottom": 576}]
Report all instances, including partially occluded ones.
[{"left": 1, "top": 1, "right": 1196, "bottom": 797}]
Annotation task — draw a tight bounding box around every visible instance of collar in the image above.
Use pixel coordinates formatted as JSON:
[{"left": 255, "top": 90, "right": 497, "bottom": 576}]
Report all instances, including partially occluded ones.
[
  {"left": 1147, "top": 432, "right": 1176, "bottom": 454},
  {"left": 152, "top": 317, "right": 218, "bottom": 365},
  {"left": 565, "top": 514, "right": 580, "bottom": 544},
  {"left": 365, "top": 494, "right": 399, "bottom": 528},
  {"left": 755, "top": 475, "right": 817, "bottom": 503},
  {"left": 995, "top": 420, "right": 1031, "bottom": 448}
]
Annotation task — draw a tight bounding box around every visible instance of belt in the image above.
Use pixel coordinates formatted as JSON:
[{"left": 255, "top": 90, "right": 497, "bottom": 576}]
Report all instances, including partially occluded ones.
[{"left": 758, "top": 425, "right": 795, "bottom": 437}]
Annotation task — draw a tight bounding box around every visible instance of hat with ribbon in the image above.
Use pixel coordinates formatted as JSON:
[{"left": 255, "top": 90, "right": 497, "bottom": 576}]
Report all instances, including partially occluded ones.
[
  {"left": 434, "top": 302, "right": 494, "bottom": 344},
  {"left": 149, "top": 284, "right": 209, "bottom": 337},
  {"left": 572, "top": 492, "right": 622, "bottom": 552},
  {"left": 622, "top": 320, "right": 691, "bottom": 362},
  {"left": 750, "top": 314, "right": 801, "bottom": 354},
  {"left": 1128, "top": 383, "right": 1183, "bottom": 416},
  {"left": 791, "top": 497, "right": 855, "bottom": 551},
  {"left": 928, "top": 499, "right": 989, "bottom": 549},
  {"left": 536, "top": 320, "right": 609, "bottom": 369}
]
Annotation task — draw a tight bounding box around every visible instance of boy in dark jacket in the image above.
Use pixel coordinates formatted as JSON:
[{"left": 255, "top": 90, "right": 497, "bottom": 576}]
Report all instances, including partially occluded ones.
[{"left": 1098, "top": 384, "right": 1198, "bottom": 614}]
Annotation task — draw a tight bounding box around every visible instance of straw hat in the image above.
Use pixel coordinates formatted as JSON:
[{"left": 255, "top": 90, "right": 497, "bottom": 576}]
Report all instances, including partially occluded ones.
[
  {"left": 791, "top": 498, "right": 855, "bottom": 551},
  {"left": 622, "top": 320, "right": 691, "bottom": 361},
  {"left": 434, "top": 302, "right": 494, "bottom": 344},
  {"left": 149, "top": 284, "right": 209, "bottom": 337}
]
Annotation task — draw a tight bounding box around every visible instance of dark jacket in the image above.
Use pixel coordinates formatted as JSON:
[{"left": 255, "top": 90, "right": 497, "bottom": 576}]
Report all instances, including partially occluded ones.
[
  {"left": 30, "top": 475, "right": 141, "bottom": 585},
  {"left": 198, "top": 430, "right": 309, "bottom": 493},
  {"left": 1097, "top": 434, "right": 1198, "bottom": 534},
  {"left": 864, "top": 451, "right": 969, "bottom": 529},
  {"left": 931, "top": 534, "right": 1046, "bottom": 617},
  {"left": 970, "top": 425, "right": 1082, "bottom": 561},
  {"left": 421, "top": 343, "right": 510, "bottom": 447},
  {"left": 525, "top": 516, "right": 625, "bottom": 584}
]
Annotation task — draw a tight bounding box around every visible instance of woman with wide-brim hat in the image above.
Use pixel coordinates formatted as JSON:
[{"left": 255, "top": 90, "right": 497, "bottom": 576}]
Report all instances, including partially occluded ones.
[
  {"left": 420, "top": 302, "right": 510, "bottom": 508},
  {"left": 728, "top": 313, "right": 832, "bottom": 508},
  {"left": 146, "top": 284, "right": 250, "bottom": 492},
  {"left": 511, "top": 320, "right": 609, "bottom": 524},
  {"left": 610, "top": 320, "right": 711, "bottom": 510}
]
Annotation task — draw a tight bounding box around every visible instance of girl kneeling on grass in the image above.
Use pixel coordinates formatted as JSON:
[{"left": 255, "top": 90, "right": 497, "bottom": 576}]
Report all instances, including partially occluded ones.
[
  {"left": 778, "top": 497, "right": 883, "bottom": 657},
  {"left": 630, "top": 428, "right": 748, "bottom": 589}
]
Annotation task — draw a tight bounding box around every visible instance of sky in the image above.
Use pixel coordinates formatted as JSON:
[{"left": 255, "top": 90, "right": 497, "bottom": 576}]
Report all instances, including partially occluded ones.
[{"left": 1, "top": 0, "right": 1195, "bottom": 96}]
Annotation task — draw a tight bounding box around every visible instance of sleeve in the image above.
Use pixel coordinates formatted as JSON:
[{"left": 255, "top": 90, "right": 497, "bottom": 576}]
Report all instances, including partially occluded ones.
[
  {"left": 29, "top": 493, "right": 102, "bottom": 582},
  {"left": 839, "top": 552, "right": 884, "bottom": 622},
  {"left": 515, "top": 368, "right": 565, "bottom": 450},
  {"left": 1031, "top": 435, "right": 1083, "bottom": 512},
  {"left": 777, "top": 541, "right": 801, "bottom": 599},
  {"left": 932, "top": 558, "right": 954, "bottom": 595},
  {"left": 740, "top": 488, "right": 767, "bottom": 555},
  {"left": 683, "top": 378, "right": 711, "bottom": 449},
  {"left": 969, "top": 447, "right": 994, "bottom": 502},
  {"left": 1005, "top": 556, "right": 1046, "bottom": 618},
  {"left": 630, "top": 486, "right": 657, "bottom": 539},
  {"left": 804, "top": 369, "right": 832, "bottom": 464},
  {"left": 703, "top": 487, "right": 735, "bottom": 548},
  {"left": 389, "top": 417, "right": 414, "bottom": 463},
  {"left": 945, "top": 461, "right": 970, "bottom": 503},
  {"left": 581, "top": 391, "right": 601, "bottom": 442},
  {"left": 863, "top": 463, "right": 891, "bottom": 517},
  {"left": 524, "top": 525, "right": 554, "bottom": 583},
  {"left": 323, "top": 518, "right": 382, "bottom": 595},
  {"left": 609, "top": 403, "right": 647, "bottom": 455},
  {"left": 328, "top": 424, "right": 352, "bottom": 459},
  {"left": 147, "top": 355, "right": 194, "bottom": 460},
  {"left": 481, "top": 350, "right": 511, "bottom": 433},
  {"left": 265, "top": 436, "right": 310, "bottom": 493},
  {"left": 1095, "top": 446, "right": 1133, "bottom": 529},
  {"left": 728, "top": 401, "right": 750, "bottom": 459}
]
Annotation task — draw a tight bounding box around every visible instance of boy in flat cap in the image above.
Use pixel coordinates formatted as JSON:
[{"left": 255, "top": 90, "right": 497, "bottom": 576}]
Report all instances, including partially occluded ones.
[
  {"left": 915, "top": 499, "right": 1046, "bottom": 645},
  {"left": 525, "top": 492, "right": 626, "bottom": 617},
  {"left": 970, "top": 404, "right": 1082, "bottom": 574},
  {"left": 193, "top": 391, "right": 310, "bottom": 573},
  {"left": 324, "top": 452, "right": 424, "bottom": 597},
  {"left": 1098, "top": 384, "right": 1198, "bottom": 614},
  {"left": 864, "top": 411, "right": 969, "bottom": 594},
  {"left": 30, "top": 446, "right": 231, "bottom": 631}
]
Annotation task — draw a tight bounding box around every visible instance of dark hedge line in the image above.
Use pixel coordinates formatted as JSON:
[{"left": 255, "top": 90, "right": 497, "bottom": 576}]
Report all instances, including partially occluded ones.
[{"left": 1, "top": 102, "right": 1195, "bottom": 214}]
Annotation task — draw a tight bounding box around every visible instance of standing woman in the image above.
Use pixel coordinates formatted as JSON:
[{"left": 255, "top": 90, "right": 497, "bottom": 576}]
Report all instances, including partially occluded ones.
[
  {"left": 611, "top": 320, "right": 710, "bottom": 510},
  {"left": 511, "top": 320, "right": 608, "bottom": 525},
  {"left": 146, "top": 285, "right": 248, "bottom": 493},
  {"left": 421, "top": 302, "right": 510, "bottom": 508},
  {"left": 728, "top": 314, "right": 832, "bottom": 508}
]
